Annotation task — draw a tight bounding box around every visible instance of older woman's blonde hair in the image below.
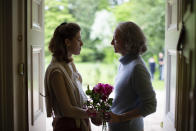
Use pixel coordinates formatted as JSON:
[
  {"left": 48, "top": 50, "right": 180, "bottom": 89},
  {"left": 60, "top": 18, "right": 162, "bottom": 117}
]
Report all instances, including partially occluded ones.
[{"left": 116, "top": 21, "right": 147, "bottom": 55}]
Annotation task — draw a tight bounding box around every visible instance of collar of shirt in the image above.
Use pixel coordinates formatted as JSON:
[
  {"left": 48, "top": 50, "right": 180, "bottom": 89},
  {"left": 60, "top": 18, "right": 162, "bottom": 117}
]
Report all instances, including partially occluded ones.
[{"left": 119, "top": 53, "right": 139, "bottom": 65}]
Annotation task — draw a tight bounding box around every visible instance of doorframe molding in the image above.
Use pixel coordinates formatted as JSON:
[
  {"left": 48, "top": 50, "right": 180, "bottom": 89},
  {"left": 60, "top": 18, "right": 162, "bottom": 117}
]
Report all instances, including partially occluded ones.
[
  {"left": 12, "top": 0, "right": 29, "bottom": 131},
  {"left": 0, "top": 0, "right": 28, "bottom": 131}
]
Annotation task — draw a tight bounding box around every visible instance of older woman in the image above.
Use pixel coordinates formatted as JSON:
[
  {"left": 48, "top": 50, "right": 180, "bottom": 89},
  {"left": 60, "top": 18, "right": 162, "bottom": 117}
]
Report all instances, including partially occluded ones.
[
  {"left": 44, "top": 22, "right": 91, "bottom": 131},
  {"left": 108, "top": 21, "right": 157, "bottom": 131}
]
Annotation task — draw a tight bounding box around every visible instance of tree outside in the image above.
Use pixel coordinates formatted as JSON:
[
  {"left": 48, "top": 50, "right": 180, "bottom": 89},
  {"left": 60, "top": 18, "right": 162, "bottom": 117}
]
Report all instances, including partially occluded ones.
[{"left": 44, "top": 0, "right": 165, "bottom": 89}]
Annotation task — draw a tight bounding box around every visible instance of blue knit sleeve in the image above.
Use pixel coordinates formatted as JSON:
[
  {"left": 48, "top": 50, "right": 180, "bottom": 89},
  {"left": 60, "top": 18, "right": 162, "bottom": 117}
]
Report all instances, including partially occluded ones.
[{"left": 132, "top": 64, "right": 157, "bottom": 117}]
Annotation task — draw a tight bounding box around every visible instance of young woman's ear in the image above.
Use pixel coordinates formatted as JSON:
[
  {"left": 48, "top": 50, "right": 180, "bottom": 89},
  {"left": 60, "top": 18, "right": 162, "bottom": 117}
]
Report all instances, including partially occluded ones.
[{"left": 64, "top": 39, "right": 71, "bottom": 47}]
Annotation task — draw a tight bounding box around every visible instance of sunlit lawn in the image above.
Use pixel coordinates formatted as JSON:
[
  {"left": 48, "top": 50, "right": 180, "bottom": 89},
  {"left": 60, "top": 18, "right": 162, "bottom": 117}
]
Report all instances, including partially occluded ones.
[
  {"left": 152, "top": 79, "right": 164, "bottom": 90},
  {"left": 75, "top": 62, "right": 118, "bottom": 90},
  {"left": 75, "top": 62, "right": 164, "bottom": 91}
]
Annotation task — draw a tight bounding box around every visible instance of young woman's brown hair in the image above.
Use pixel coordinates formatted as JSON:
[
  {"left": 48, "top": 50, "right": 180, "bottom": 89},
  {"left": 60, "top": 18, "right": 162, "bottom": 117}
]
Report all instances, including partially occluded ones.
[{"left": 49, "top": 22, "right": 81, "bottom": 63}]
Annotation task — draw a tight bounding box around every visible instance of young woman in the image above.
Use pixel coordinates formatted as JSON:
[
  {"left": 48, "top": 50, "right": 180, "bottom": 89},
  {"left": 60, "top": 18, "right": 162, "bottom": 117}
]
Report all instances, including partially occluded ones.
[{"left": 44, "top": 22, "right": 91, "bottom": 131}]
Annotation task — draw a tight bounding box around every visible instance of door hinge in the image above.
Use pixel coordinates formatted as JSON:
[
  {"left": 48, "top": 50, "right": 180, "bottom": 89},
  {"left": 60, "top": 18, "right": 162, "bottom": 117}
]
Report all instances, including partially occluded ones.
[{"left": 18, "top": 63, "right": 24, "bottom": 75}]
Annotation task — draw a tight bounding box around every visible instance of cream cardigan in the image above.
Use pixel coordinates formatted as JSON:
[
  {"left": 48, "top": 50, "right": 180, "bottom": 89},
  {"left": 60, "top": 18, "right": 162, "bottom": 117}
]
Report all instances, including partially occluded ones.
[{"left": 44, "top": 57, "right": 91, "bottom": 131}]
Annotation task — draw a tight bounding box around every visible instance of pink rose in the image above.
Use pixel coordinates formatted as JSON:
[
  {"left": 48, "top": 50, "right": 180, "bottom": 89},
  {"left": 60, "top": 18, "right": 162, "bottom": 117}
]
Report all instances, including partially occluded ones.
[
  {"left": 93, "top": 83, "right": 113, "bottom": 101},
  {"left": 93, "top": 83, "right": 104, "bottom": 94},
  {"left": 101, "top": 95, "right": 107, "bottom": 101},
  {"left": 103, "top": 84, "right": 113, "bottom": 96}
]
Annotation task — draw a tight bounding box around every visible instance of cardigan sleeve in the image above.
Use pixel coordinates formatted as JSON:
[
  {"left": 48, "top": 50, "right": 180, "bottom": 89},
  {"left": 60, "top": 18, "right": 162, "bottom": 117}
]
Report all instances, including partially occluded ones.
[
  {"left": 132, "top": 64, "right": 157, "bottom": 117},
  {"left": 49, "top": 70, "right": 88, "bottom": 119}
]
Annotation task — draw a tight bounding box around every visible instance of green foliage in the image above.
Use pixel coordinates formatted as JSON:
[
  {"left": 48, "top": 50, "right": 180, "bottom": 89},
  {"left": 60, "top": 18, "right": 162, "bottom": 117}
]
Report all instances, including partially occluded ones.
[
  {"left": 75, "top": 48, "right": 95, "bottom": 62},
  {"left": 90, "top": 10, "right": 116, "bottom": 50},
  {"left": 67, "top": 0, "right": 110, "bottom": 62},
  {"left": 45, "top": 0, "right": 76, "bottom": 64},
  {"left": 45, "top": 0, "right": 165, "bottom": 65},
  {"left": 97, "top": 0, "right": 110, "bottom": 10},
  {"left": 67, "top": 0, "right": 99, "bottom": 46},
  {"left": 103, "top": 47, "right": 119, "bottom": 63},
  {"left": 109, "top": 2, "right": 133, "bottom": 22},
  {"left": 110, "top": 0, "right": 165, "bottom": 61}
]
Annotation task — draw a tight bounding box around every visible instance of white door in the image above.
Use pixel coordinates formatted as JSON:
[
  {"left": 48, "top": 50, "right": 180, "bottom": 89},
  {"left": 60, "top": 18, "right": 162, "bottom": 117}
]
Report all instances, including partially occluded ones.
[
  {"left": 27, "top": 0, "right": 46, "bottom": 130},
  {"left": 163, "top": 0, "right": 181, "bottom": 130}
]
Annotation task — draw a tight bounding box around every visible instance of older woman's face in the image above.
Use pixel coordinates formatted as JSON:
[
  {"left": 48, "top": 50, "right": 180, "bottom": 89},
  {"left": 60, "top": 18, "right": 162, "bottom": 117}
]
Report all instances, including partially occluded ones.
[{"left": 111, "top": 29, "right": 126, "bottom": 55}]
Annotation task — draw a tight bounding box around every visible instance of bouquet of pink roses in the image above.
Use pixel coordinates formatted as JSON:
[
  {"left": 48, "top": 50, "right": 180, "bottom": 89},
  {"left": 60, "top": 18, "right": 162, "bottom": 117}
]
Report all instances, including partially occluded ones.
[{"left": 85, "top": 83, "right": 113, "bottom": 131}]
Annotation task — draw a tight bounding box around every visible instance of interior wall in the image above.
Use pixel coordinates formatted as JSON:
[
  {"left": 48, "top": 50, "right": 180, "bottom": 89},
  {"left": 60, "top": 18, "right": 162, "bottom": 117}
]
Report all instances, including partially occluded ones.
[{"left": 0, "top": 0, "right": 14, "bottom": 130}]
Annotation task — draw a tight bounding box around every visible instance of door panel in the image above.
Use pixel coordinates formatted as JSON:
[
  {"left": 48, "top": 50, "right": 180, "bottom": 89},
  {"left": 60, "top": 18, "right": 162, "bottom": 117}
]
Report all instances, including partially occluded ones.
[
  {"left": 163, "top": 0, "right": 180, "bottom": 131},
  {"left": 166, "top": 50, "right": 177, "bottom": 122},
  {"left": 30, "top": 46, "right": 44, "bottom": 125},
  {"left": 27, "top": 0, "right": 46, "bottom": 130},
  {"left": 164, "top": 50, "right": 177, "bottom": 131},
  {"left": 167, "top": 0, "right": 178, "bottom": 29}
]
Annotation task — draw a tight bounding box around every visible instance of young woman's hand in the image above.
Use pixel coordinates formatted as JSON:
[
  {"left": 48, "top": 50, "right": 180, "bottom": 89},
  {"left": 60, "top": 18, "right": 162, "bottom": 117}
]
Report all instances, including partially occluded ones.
[
  {"left": 86, "top": 108, "right": 97, "bottom": 117},
  {"left": 86, "top": 108, "right": 102, "bottom": 126},
  {"left": 90, "top": 115, "right": 102, "bottom": 126}
]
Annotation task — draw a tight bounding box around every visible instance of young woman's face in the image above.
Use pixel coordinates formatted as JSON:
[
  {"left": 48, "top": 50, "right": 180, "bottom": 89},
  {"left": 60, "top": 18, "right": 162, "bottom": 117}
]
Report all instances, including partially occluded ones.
[
  {"left": 111, "top": 29, "right": 126, "bottom": 55},
  {"left": 67, "top": 31, "right": 83, "bottom": 56}
]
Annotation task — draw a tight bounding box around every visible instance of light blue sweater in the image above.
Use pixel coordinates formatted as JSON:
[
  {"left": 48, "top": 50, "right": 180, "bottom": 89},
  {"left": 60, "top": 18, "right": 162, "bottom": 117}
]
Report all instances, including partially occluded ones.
[{"left": 109, "top": 54, "right": 157, "bottom": 131}]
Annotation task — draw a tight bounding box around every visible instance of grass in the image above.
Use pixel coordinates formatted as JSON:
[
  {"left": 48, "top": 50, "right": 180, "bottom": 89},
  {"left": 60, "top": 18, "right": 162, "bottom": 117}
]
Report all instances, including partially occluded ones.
[
  {"left": 152, "top": 80, "right": 164, "bottom": 90},
  {"left": 75, "top": 62, "right": 164, "bottom": 91},
  {"left": 75, "top": 62, "right": 118, "bottom": 89},
  {"left": 151, "top": 71, "right": 165, "bottom": 90}
]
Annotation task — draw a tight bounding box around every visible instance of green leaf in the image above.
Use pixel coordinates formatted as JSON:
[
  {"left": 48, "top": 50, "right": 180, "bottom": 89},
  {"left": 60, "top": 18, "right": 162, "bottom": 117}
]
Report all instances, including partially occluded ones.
[{"left": 107, "top": 98, "right": 113, "bottom": 106}]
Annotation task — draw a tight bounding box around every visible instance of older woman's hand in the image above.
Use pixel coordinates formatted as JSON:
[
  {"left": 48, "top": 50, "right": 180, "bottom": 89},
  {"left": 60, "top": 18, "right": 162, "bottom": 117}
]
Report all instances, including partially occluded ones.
[{"left": 109, "top": 112, "right": 122, "bottom": 123}]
